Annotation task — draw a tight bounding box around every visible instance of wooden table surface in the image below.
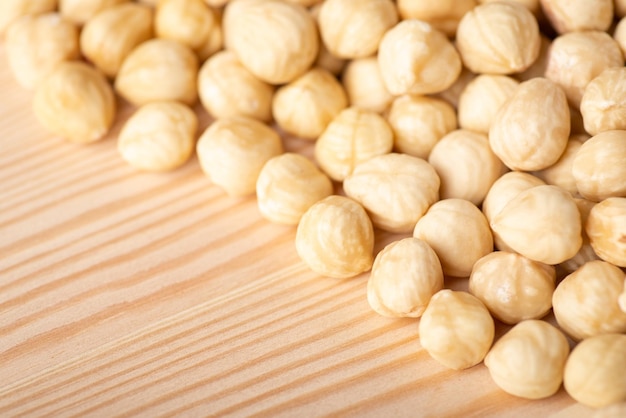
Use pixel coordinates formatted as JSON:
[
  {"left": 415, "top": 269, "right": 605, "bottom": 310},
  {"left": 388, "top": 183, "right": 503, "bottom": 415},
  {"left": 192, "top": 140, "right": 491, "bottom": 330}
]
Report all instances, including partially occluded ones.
[{"left": 0, "top": 45, "right": 594, "bottom": 417}]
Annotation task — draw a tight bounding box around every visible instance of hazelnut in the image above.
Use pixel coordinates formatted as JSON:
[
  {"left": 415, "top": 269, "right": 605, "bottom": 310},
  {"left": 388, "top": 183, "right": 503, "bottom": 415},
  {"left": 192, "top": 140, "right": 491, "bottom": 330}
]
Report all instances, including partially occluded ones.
[{"left": 586, "top": 197, "right": 626, "bottom": 267}]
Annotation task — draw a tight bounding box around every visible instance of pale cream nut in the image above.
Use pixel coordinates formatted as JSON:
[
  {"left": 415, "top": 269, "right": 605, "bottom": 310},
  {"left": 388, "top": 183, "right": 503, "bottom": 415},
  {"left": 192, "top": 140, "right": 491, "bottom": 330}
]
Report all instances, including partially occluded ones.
[
  {"left": 155, "top": 0, "right": 216, "bottom": 53},
  {"left": 564, "top": 334, "right": 626, "bottom": 408},
  {"left": 59, "top": 0, "right": 130, "bottom": 25},
  {"left": 343, "top": 153, "right": 440, "bottom": 233},
  {"left": 0, "top": 0, "right": 58, "bottom": 35},
  {"left": 540, "top": 0, "right": 613, "bottom": 34},
  {"left": 196, "top": 116, "right": 284, "bottom": 197},
  {"left": 367, "top": 237, "right": 443, "bottom": 318},
  {"left": 484, "top": 320, "right": 570, "bottom": 399},
  {"left": 5, "top": 13, "right": 80, "bottom": 89},
  {"left": 378, "top": 19, "right": 462, "bottom": 96},
  {"left": 256, "top": 153, "right": 333, "bottom": 225},
  {"left": 559, "top": 198, "right": 601, "bottom": 274},
  {"left": 532, "top": 135, "right": 584, "bottom": 197},
  {"left": 295, "top": 195, "right": 374, "bottom": 279},
  {"left": 516, "top": 35, "right": 551, "bottom": 82},
  {"left": 198, "top": 50, "right": 274, "bottom": 122},
  {"left": 314, "top": 107, "right": 394, "bottom": 182},
  {"left": 553, "top": 260, "right": 626, "bottom": 341},
  {"left": 196, "top": 6, "right": 223, "bottom": 61},
  {"left": 272, "top": 67, "right": 348, "bottom": 140},
  {"left": 458, "top": 75, "right": 519, "bottom": 134},
  {"left": 586, "top": 197, "right": 626, "bottom": 267},
  {"left": 482, "top": 171, "right": 546, "bottom": 225},
  {"left": 33, "top": 61, "right": 116, "bottom": 144},
  {"left": 341, "top": 56, "right": 393, "bottom": 114},
  {"left": 397, "top": 0, "right": 477, "bottom": 37},
  {"left": 413, "top": 198, "right": 493, "bottom": 278},
  {"left": 118, "top": 101, "right": 197, "bottom": 172},
  {"left": 419, "top": 290, "right": 494, "bottom": 370},
  {"left": 469, "top": 251, "right": 555, "bottom": 324},
  {"left": 581, "top": 68, "right": 626, "bottom": 136}
]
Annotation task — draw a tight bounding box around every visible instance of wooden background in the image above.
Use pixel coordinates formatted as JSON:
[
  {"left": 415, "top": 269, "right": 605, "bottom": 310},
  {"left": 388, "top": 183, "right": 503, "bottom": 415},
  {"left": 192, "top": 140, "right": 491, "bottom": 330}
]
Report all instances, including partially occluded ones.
[{"left": 0, "top": 44, "right": 593, "bottom": 417}]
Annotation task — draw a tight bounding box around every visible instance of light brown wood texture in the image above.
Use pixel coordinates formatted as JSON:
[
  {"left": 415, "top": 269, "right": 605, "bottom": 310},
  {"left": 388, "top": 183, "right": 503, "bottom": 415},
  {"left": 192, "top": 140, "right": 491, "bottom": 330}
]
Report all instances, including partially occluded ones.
[{"left": 0, "top": 45, "right": 593, "bottom": 417}]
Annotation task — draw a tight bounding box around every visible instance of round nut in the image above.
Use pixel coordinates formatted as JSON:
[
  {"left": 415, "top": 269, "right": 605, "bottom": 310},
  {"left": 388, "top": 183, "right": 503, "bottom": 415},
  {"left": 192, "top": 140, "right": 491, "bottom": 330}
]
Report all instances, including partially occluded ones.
[
  {"left": 469, "top": 251, "right": 555, "bottom": 324},
  {"left": 115, "top": 39, "right": 198, "bottom": 106},
  {"left": 581, "top": 68, "right": 626, "bottom": 136},
  {"left": 314, "top": 107, "right": 393, "bottom": 182},
  {"left": 413, "top": 198, "right": 493, "bottom": 278},
  {"left": 516, "top": 35, "right": 552, "bottom": 82},
  {"left": 456, "top": 1, "right": 540, "bottom": 74},
  {"left": 386, "top": 95, "right": 457, "bottom": 160},
  {"left": 428, "top": 129, "right": 506, "bottom": 206},
  {"left": 572, "top": 130, "right": 626, "bottom": 201},
  {"left": 33, "top": 61, "right": 116, "bottom": 144},
  {"left": 0, "top": 0, "right": 58, "bottom": 35},
  {"left": 559, "top": 198, "right": 601, "bottom": 274},
  {"left": 5, "top": 13, "right": 80, "bottom": 90},
  {"left": 533, "top": 136, "right": 585, "bottom": 197},
  {"left": 564, "top": 334, "right": 626, "bottom": 408},
  {"left": 343, "top": 153, "right": 440, "bottom": 233},
  {"left": 196, "top": 6, "right": 223, "bottom": 61},
  {"left": 482, "top": 171, "right": 546, "bottom": 225},
  {"left": 540, "top": 0, "right": 613, "bottom": 34},
  {"left": 458, "top": 75, "right": 519, "bottom": 134},
  {"left": 367, "top": 237, "right": 443, "bottom": 318},
  {"left": 553, "top": 260, "right": 626, "bottom": 340},
  {"left": 117, "top": 101, "right": 197, "bottom": 172},
  {"left": 198, "top": 51, "right": 274, "bottom": 122},
  {"left": 489, "top": 77, "right": 570, "bottom": 171},
  {"left": 80, "top": 3, "right": 153, "bottom": 78},
  {"left": 196, "top": 116, "right": 284, "bottom": 197},
  {"left": 59, "top": 0, "right": 130, "bottom": 25},
  {"left": 490, "top": 185, "right": 582, "bottom": 265},
  {"left": 295, "top": 195, "right": 374, "bottom": 279},
  {"left": 545, "top": 31, "right": 623, "bottom": 108},
  {"left": 378, "top": 20, "right": 462, "bottom": 96},
  {"left": 272, "top": 67, "right": 348, "bottom": 140},
  {"left": 256, "top": 153, "right": 333, "bottom": 225},
  {"left": 155, "top": 0, "right": 216, "bottom": 53},
  {"left": 586, "top": 197, "right": 626, "bottom": 267},
  {"left": 223, "top": 0, "right": 318, "bottom": 84},
  {"left": 317, "top": 0, "right": 397, "bottom": 59},
  {"left": 341, "top": 57, "right": 393, "bottom": 114},
  {"left": 397, "top": 0, "right": 477, "bottom": 37},
  {"left": 484, "top": 320, "right": 570, "bottom": 399},
  {"left": 419, "top": 290, "right": 494, "bottom": 370},
  {"left": 614, "top": 17, "right": 626, "bottom": 57}
]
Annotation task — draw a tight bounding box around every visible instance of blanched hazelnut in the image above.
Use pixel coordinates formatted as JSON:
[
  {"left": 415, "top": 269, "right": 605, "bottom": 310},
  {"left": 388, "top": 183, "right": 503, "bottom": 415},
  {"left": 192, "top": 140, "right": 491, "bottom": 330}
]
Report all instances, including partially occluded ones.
[
  {"left": 586, "top": 197, "right": 626, "bottom": 267},
  {"left": 318, "top": 0, "right": 397, "bottom": 59},
  {"left": 0, "top": 0, "right": 57, "bottom": 36},
  {"left": 295, "top": 195, "right": 374, "bottom": 279},
  {"left": 478, "top": 0, "right": 541, "bottom": 16},
  {"left": 485, "top": 320, "right": 570, "bottom": 399},
  {"left": 59, "top": 0, "right": 129, "bottom": 25},
  {"left": 413, "top": 198, "right": 493, "bottom": 278},
  {"left": 341, "top": 57, "right": 393, "bottom": 114},
  {"left": 560, "top": 198, "right": 601, "bottom": 274},
  {"left": 540, "top": 0, "right": 613, "bottom": 34},
  {"left": 314, "top": 107, "right": 393, "bottom": 181},
  {"left": 196, "top": 117, "right": 284, "bottom": 197},
  {"left": 545, "top": 31, "right": 623, "bottom": 108},
  {"left": 458, "top": 75, "right": 519, "bottom": 134},
  {"left": 309, "top": 3, "right": 345, "bottom": 76},
  {"left": 378, "top": 20, "right": 462, "bottom": 96},
  {"left": 516, "top": 35, "right": 551, "bottom": 82},
  {"left": 115, "top": 39, "right": 198, "bottom": 106},
  {"left": 456, "top": 1, "right": 540, "bottom": 74},
  {"left": 614, "top": 17, "right": 626, "bottom": 57},
  {"left": 553, "top": 260, "right": 626, "bottom": 340},
  {"left": 196, "top": 6, "right": 223, "bottom": 61},
  {"left": 386, "top": 95, "right": 457, "bottom": 159},
  {"left": 273, "top": 68, "right": 348, "bottom": 140},
  {"left": 428, "top": 129, "right": 506, "bottom": 206},
  {"left": 343, "top": 153, "right": 440, "bottom": 233},
  {"left": 489, "top": 77, "right": 570, "bottom": 171},
  {"left": 197, "top": 51, "right": 274, "bottom": 122},
  {"left": 564, "top": 334, "right": 626, "bottom": 408},
  {"left": 469, "top": 252, "right": 555, "bottom": 324},
  {"left": 367, "top": 237, "right": 443, "bottom": 318},
  {"left": 256, "top": 153, "right": 333, "bottom": 225},
  {"left": 419, "top": 290, "right": 494, "bottom": 370},
  {"left": 572, "top": 130, "right": 626, "bottom": 202},
  {"left": 490, "top": 185, "right": 582, "bottom": 265},
  {"left": 80, "top": 3, "right": 153, "bottom": 78},
  {"left": 223, "top": 0, "right": 318, "bottom": 84},
  {"left": 155, "top": 0, "right": 216, "bottom": 54},
  {"left": 533, "top": 135, "right": 585, "bottom": 196},
  {"left": 5, "top": 13, "right": 80, "bottom": 89},
  {"left": 482, "top": 171, "right": 545, "bottom": 224},
  {"left": 33, "top": 61, "right": 116, "bottom": 144},
  {"left": 397, "top": 0, "right": 477, "bottom": 37},
  {"left": 118, "top": 101, "right": 197, "bottom": 172},
  {"left": 581, "top": 68, "right": 626, "bottom": 136}
]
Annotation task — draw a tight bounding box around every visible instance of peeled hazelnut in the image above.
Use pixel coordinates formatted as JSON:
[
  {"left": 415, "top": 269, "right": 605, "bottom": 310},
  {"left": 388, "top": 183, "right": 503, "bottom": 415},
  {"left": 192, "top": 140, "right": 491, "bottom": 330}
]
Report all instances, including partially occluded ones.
[
  {"left": 343, "top": 153, "right": 440, "bottom": 233},
  {"left": 59, "top": 0, "right": 130, "bottom": 25},
  {"left": 115, "top": 39, "right": 198, "bottom": 106},
  {"left": 272, "top": 67, "right": 348, "bottom": 140},
  {"left": 367, "top": 237, "right": 443, "bottom": 318},
  {"left": 33, "top": 61, "right": 116, "bottom": 144},
  {"left": 118, "top": 101, "right": 197, "bottom": 172},
  {"left": 378, "top": 20, "right": 462, "bottom": 96},
  {"left": 341, "top": 56, "right": 393, "bottom": 114},
  {"left": 456, "top": 1, "right": 540, "bottom": 74},
  {"left": 5, "top": 13, "right": 80, "bottom": 89},
  {"left": 317, "top": 0, "right": 398, "bottom": 59},
  {"left": 540, "top": 0, "right": 613, "bottom": 34},
  {"left": 0, "top": 0, "right": 58, "bottom": 35},
  {"left": 532, "top": 136, "right": 585, "bottom": 197},
  {"left": 458, "top": 75, "right": 519, "bottom": 134},
  {"left": 80, "top": 3, "right": 153, "bottom": 78},
  {"left": 155, "top": 0, "right": 216, "bottom": 54},
  {"left": 581, "top": 68, "right": 626, "bottom": 136},
  {"left": 223, "top": 0, "right": 318, "bottom": 84},
  {"left": 559, "top": 198, "right": 601, "bottom": 274},
  {"left": 397, "top": 0, "right": 477, "bottom": 37},
  {"left": 586, "top": 197, "right": 626, "bottom": 267}
]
